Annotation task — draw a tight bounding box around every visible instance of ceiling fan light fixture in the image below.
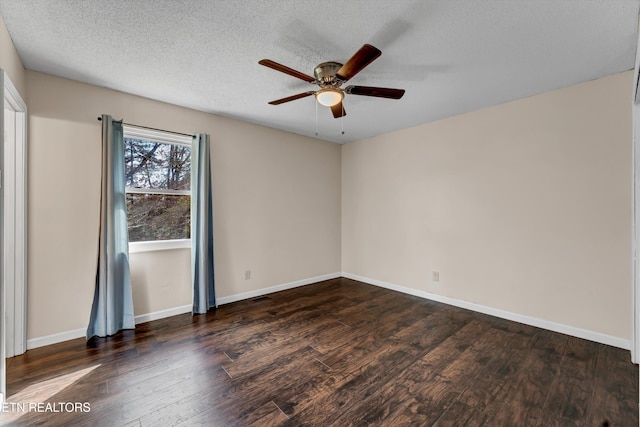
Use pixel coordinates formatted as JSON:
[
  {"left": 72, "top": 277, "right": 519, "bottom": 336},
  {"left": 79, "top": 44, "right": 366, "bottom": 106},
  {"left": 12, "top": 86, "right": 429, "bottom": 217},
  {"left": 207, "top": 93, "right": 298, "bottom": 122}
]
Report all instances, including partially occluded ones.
[{"left": 315, "top": 89, "right": 344, "bottom": 107}]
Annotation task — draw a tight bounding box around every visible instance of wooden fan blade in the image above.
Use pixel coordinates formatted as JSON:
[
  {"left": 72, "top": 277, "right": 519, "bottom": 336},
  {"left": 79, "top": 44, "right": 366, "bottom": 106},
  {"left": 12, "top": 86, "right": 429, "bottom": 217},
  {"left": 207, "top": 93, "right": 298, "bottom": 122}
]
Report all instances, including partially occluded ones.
[
  {"left": 336, "top": 44, "right": 382, "bottom": 81},
  {"left": 345, "top": 85, "right": 405, "bottom": 99},
  {"left": 330, "top": 102, "right": 346, "bottom": 118},
  {"left": 268, "top": 91, "right": 315, "bottom": 105},
  {"left": 259, "top": 59, "right": 316, "bottom": 82}
]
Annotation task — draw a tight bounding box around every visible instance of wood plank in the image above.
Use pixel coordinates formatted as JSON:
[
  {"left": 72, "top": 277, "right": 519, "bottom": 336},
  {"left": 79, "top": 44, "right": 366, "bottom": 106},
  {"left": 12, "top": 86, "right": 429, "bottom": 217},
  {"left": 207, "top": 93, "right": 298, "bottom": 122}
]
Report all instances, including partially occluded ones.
[
  {"left": 585, "top": 343, "right": 639, "bottom": 426},
  {"left": 467, "top": 329, "right": 568, "bottom": 425},
  {"left": 536, "top": 336, "right": 599, "bottom": 425}
]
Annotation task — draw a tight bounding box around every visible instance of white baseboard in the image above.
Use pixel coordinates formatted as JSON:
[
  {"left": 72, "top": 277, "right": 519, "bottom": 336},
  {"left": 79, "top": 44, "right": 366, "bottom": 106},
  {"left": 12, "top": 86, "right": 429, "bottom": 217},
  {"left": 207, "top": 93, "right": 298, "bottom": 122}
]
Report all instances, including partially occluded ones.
[
  {"left": 25, "top": 273, "right": 342, "bottom": 350},
  {"left": 26, "top": 304, "right": 193, "bottom": 350},
  {"left": 342, "top": 272, "right": 631, "bottom": 350},
  {"left": 31, "top": 271, "right": 620, "bottom": 352},
  {"left": 133, "top": 304, "right": 192, "bottom": 324},
  {"left": 27, "top": 327, "right": 86, "bottom": 350},
  {"left": 216, "top": 272, "right": 342, "bottom": 306}
]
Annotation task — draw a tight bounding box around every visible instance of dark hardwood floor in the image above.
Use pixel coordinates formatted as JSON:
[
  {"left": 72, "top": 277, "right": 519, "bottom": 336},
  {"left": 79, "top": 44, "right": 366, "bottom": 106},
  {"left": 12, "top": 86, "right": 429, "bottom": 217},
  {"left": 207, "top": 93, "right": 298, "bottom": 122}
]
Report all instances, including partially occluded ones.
[{"left": 2, "top": 277, "right": 638, "bottom": 426}]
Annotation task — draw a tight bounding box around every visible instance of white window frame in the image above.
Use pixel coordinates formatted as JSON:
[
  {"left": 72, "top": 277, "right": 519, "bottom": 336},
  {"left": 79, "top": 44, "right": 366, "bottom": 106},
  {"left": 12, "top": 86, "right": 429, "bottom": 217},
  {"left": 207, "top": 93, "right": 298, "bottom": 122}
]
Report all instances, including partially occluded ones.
[{"left": 123, "top": 125, "right": 192, "bottom": 253}]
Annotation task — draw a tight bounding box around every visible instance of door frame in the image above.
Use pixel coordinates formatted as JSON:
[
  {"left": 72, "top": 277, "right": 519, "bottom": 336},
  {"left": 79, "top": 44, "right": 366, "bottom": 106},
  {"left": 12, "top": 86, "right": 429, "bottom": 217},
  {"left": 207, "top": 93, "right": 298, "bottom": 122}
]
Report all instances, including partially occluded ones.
[
  {"left": 633, "top": 101, "right": 639, "bottom": 364},
  {"left": 632, "top": 23, "right": 640, "bottom": 363},
  {"left": 1, "top": 69, "right": 28, "bottom": 400}
]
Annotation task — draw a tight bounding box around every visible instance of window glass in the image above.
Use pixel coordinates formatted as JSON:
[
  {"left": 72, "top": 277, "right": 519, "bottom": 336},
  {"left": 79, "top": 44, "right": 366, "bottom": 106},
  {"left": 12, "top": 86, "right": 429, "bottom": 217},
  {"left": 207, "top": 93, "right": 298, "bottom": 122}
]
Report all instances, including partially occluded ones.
[
  {"left": 124, "top": 132, "right": 191, "bottom": 243},
  {"left": 126, "top": 193, "right": 190, "bottom": 241},
  {"left": 125, "top": 138, "right": 191, "bottom": 190}
]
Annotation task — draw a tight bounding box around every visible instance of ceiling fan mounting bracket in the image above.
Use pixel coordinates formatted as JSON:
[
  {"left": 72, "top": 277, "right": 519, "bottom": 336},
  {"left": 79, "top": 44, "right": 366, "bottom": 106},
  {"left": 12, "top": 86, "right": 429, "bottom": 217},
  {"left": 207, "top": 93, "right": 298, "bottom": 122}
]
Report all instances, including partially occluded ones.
[{"left": 314, "top": 61, "right": 344, "bottom": 87}]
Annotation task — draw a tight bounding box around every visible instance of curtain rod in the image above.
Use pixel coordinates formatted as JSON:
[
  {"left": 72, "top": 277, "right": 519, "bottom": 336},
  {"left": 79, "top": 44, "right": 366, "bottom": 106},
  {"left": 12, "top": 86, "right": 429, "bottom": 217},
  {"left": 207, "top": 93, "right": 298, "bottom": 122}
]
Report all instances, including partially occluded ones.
[{"left": 97, "top": 116, "right": 195, "bottom": 138}]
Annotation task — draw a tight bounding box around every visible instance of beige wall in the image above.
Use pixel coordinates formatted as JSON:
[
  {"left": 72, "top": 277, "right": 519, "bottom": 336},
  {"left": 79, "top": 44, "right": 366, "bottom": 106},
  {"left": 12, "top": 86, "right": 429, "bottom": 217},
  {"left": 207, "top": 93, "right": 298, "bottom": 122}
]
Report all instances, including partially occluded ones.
[
  {"left": 129, "top": 250, "right": 191, "bottom": 315},
  {"left": 0, "top": 15, "right": 25, "bottom": 98},
  {"left": 342, "top": 71, "right": 633, "bottom": 341},
  {"left": 26, "top": 71, "right": 341, "bottom": 340}
]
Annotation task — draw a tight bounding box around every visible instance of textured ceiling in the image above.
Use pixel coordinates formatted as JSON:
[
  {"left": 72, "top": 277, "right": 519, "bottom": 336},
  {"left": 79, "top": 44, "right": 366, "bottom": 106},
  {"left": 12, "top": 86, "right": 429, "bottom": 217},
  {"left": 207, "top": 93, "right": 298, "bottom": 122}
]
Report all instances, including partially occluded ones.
[{"left": 1, "top": 0, "right": 638, "bottom": 143}]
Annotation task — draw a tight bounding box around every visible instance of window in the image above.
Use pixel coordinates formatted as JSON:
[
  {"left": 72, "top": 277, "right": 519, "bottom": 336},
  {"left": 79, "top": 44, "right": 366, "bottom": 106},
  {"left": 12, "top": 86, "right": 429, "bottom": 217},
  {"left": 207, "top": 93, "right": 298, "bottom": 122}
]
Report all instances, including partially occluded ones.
[{"left": 123, "top": 126, "right": 192, "bottom": 252}]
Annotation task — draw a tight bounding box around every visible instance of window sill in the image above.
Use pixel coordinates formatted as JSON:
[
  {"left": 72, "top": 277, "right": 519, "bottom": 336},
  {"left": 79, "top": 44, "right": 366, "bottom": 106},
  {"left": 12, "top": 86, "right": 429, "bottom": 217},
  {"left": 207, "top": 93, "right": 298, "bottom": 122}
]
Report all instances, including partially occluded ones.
[{"left": 129, "top": 239, "right": 191, "bottom": 253}]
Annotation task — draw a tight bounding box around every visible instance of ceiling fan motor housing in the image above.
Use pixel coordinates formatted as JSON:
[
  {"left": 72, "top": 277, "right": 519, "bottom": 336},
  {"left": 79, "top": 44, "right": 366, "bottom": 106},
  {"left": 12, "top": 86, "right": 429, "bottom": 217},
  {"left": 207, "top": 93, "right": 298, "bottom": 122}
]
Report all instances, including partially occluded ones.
[{"left": 314, "top": 61, "right": 343, "bottom": 86}]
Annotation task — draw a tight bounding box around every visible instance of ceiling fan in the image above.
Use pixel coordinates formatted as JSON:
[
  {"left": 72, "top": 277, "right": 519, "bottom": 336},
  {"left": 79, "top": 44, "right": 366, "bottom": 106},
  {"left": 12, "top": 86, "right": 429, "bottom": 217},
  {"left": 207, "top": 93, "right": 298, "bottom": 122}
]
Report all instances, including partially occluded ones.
[{"left": 259, "top": 44, "right": 405, "bottom": 118}]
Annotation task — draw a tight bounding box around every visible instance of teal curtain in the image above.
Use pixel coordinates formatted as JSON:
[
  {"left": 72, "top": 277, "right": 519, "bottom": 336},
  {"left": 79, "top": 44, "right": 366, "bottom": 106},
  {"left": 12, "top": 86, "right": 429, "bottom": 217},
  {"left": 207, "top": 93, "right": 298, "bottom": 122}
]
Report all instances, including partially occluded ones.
[
  {"left": 192, "top": 133, "right": 216, "bottom": 313},
  {"left": 87, "top": 115, "right": 135, "bottom": 338}
]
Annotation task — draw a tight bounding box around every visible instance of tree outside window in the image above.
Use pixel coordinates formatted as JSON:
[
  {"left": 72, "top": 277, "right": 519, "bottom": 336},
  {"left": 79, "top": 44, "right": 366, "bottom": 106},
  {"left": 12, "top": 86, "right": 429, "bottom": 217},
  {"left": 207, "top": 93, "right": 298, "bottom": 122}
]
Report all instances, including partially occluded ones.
[{"left": 124, "top": 131, "right": 191, "bottom": 242}]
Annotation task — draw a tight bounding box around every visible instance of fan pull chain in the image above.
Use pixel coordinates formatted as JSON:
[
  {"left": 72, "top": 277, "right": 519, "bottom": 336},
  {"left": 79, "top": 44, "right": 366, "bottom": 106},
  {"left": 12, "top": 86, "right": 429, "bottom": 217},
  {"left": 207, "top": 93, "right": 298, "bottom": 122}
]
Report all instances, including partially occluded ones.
[{"left": 341, "top": 101, "right": 345, "bottom": 135}]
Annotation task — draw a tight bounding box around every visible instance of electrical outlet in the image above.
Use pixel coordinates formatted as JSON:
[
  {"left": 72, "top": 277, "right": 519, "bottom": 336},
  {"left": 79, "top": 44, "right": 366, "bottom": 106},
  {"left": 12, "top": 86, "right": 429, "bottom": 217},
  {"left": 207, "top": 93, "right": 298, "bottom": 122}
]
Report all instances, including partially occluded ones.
[
  {"left": 245, "top": 270, "right": 251, "bottom": 280},
  {"left": 432, "top": 271, "right": 440, "bottom": 282}
]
